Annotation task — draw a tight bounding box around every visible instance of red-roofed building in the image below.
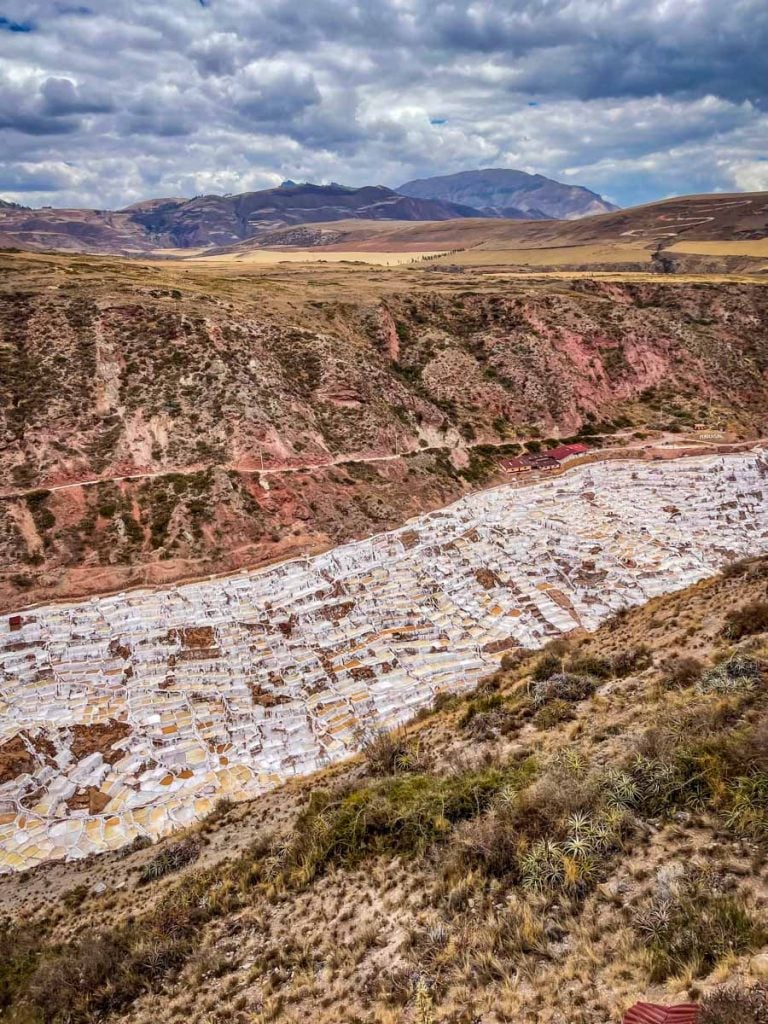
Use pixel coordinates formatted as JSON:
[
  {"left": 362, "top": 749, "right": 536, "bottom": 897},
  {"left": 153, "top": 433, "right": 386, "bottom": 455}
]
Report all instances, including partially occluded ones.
[
  {"left": 622, "top": 1002, "right": 699, "bottom": 1024},
  {"left": 546, "top": 443, "right": 589, "bottom": 461},
  {"left": 499, "top": 457, "right": 529, "bottom": 474},
  {"left": 500, "top": 443, "right": 588, "bottom": 474}
]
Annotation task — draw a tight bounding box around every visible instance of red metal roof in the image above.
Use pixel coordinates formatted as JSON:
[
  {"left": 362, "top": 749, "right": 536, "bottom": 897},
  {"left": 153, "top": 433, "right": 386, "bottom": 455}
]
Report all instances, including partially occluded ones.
[
  {"left": 499, "top": 443, "right": 588, "bottom": 472},
  {"left": 622, "top": 1003, "right": 699, "bottom": 1024},
  {"left": 547, "top": 443, "right": 590, "bottom": 461}
]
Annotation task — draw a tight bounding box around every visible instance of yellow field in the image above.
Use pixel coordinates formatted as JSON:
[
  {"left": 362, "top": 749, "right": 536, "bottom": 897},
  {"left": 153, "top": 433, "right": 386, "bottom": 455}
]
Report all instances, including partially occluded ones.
[
  {"left": 667, "top": 239, "right": 768, "bottom": 257},
  {"left": 433, "top": 242, "right": 651, "bottom": 267},
  {"left": 182, "top": 249, "right": 446, "bottom": 267}
]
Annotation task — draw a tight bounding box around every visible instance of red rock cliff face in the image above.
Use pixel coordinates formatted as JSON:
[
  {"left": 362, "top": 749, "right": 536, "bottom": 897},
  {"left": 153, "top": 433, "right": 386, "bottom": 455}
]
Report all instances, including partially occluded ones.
[{"left": 1, "top": 269, "right": 767, "bottom": 608}]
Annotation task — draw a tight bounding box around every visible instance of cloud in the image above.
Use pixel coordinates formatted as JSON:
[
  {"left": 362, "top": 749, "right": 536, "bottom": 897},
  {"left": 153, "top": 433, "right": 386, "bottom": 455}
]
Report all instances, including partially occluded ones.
[
  {"left": 41, "top": 76, "right": 112, "bottom": 114},
  {"left": 0, "top": 0, "right": 764, "bottom": 209}
]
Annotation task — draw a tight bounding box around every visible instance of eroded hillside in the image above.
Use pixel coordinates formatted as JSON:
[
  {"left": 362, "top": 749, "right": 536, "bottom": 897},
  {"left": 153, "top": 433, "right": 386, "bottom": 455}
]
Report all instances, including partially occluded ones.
[
  {"left": 0, "top": 557, "right": 766, "bottom": 1024},
  {"left": 2, "top": 252, "right": 768, "bottom": 609}
]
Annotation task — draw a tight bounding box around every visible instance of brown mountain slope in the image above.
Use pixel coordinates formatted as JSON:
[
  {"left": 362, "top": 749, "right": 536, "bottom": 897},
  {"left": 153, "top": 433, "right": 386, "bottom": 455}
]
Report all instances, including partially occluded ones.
[
  {"left": 230, "top": 192, "right": 768, "bottom": 255},
  {"left": 1, "top": 189, "right": 766, "bottom": 259},
  {"left": 201, "top": 193, "right": 768, "bottom": 278},
  {"left": 0, "top": 184, "right": 490, "bottom": 255},
  {"left": 2, "top": 252, "right": 768, "bottom": 610},
  {"left": 0, "top": 556, "right": 766, "bottom": 1024}
]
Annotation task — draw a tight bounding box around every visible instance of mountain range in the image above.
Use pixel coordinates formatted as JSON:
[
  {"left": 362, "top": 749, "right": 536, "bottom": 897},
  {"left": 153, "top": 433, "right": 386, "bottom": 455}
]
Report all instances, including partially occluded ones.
[
  {"left": 398, "top": 167, "right": 618, "bottom": 219},
  {"left": 0, "top": 169, "right": 617, "bottom": 254}
]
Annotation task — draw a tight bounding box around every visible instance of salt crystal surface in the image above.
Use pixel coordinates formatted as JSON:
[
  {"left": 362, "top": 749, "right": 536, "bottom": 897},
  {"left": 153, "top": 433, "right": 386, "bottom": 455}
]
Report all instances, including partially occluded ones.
[{"left": 1, "top": 451, "right": 767, "bottom": 871}]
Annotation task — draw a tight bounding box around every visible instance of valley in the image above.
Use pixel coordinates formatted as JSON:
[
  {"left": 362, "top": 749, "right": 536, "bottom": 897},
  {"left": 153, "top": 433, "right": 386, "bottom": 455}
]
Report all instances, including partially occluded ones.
[
  {"left": 1, "top": 189, "right": 768, "bottom": 1024},
  {"left": 2, "top": 0, "right": 767, "bottom": 1012},
  {"left": 3, "top": 250, "right": 768, "bottom": 613},
  {"left": 1, "top": 448, "right": 767, "bottom": 873},
  {"left": 1, "top": 523, "right": 767, "bottom": 1024}
]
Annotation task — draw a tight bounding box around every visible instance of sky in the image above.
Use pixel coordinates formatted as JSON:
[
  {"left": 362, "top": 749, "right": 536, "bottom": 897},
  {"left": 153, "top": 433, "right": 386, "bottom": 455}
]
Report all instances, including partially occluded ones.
[{"left": 0, "top": 0, "right": 766, "bottom": 210}]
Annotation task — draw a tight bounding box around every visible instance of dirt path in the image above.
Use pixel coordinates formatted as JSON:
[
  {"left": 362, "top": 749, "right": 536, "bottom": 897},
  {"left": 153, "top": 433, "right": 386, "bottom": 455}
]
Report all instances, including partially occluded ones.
[
  {"left": 0, "top": 431, "right": 739, "bottom": 501},
  {"left": 0, "top": 446, "right": 437, "bottom": 499},
  {"left": 3, "top": 438, "right": 765, "bottom": 617}
]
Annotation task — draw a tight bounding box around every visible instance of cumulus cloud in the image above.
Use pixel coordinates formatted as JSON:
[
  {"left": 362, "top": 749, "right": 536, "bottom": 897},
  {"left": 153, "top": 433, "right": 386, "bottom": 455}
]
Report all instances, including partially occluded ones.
[{"left": 0, "top": 0, "right": 764, "bottom": 208}]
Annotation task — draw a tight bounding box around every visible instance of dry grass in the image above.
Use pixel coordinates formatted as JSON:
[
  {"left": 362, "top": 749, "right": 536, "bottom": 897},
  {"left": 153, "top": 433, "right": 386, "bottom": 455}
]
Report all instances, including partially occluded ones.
[
  {"left": 433, "top": 242, "right": 651, "bottom": 266},
  {"left": 182, "top": 249, "right": 447, "bottom": 266},
  {"left": 668, "top": 239, "right": 768, "bottom": 257}
]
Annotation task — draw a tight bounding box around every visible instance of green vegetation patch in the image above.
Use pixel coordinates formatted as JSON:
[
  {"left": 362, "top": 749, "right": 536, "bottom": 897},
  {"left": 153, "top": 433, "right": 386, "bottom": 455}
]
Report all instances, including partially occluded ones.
[
  {"left": 635, "top": 872, "right": 765, "bottom": 982},
  {"left": 282, "top": 758, "right": 537, "bottom": 886}
]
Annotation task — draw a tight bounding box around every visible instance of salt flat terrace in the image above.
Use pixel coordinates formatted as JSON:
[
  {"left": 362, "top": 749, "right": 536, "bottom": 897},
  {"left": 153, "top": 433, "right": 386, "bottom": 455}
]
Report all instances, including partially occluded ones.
[{"left": 1, "top": 451, "right": 767, "bottom": 872}]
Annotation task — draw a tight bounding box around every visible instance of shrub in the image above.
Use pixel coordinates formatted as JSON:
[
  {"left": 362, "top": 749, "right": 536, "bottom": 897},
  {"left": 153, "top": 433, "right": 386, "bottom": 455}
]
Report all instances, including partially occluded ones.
[
  {"left": 428, "top": 691, "right": 460, "bottom": 715},
  {"left": 0, "top": 922, "right": 44, "bottom": 1013},
  {"left": 520, "top": 808, "right": 627, "bottom": 896},
  {"left": 720, "top": 557, "right": 756, "bottom": 579},
  {"left": 138, "top": 836, "right": 201, "bottom": 885},
  {"left": 449, "top": 808, "right": 520, "bottom": 880},
  {"left": 611, "top": 644, "right": 653, "bottom": 677},
  {"left": 531, "top": 673, "right": 597, "bottom": 709},
  {"left": 361, "top": 727, "right": 427, "bottom": 776},
  {"left": 634, "top": 873, "right": 765, "bottom": 982},
  {"left": 459, "top": 690, "right": 502, "bottom": 721},
  {"left": 698, "top": 654, "right": 763, "bottom": 694},
  {"left": 282, "top": 760, "right": 535, "bottom": 886},
  {"left": 533, "top": 699, "right": 575, "bottom": 729},
  {"left": 27, "top": 923, "right": 194, "bottom": 1021},
  {"left": 660, "top": 655, "right": 704, "bottom": 689},
  {"left": 605, "top": 751, "right": 709, "bottom": 817},
  {"left": 566, "top": 654, "right": 612, "bottom": 679},
  {"left": 700, "top": 981, "right": 768, "bottom": 1024},
  {"left": 723, "top": 600, "right": 768, "bottom": 640},
  {"left": 500, "top": 648, "right": 533, "bottom": 671},
  {"left": 462, "top": 707, "right": 515, "bottom": 740},
  {"left": 61, "top": 883, "right": 90, "bottom": 910},
  {"left": 531, "top": 653, "right": 562, "bottom": 682},
  {"left": 724, "top": 773, "right": 768, "bottom": 840}
]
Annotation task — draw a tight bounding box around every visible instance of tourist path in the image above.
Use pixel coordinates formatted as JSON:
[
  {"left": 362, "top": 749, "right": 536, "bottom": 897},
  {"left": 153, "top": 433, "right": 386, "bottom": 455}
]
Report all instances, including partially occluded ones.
[{"left": 1, "top": 431, "right": 755, "bottom": 501}]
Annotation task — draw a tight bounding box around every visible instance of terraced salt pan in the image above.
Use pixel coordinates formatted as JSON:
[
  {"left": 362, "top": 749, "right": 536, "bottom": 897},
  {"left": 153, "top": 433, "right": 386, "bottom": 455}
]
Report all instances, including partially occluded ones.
[{"left": 1, "top": 451, "right": 767, "bottom": 872}]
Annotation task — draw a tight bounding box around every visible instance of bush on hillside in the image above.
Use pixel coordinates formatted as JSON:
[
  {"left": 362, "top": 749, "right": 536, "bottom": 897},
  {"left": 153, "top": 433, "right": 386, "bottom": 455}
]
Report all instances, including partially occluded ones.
[
  {"left": 281, "top": 760, "right": 536, "bottom": 886},
  {"left": 700, "top": 981, "right": 768, "bottom": 1024},
  {"left": 362, "top": 727, "right": 427, "bottom": 776},
  {"left": 698, "top": 654, "right": 763, "bottom": 694},
  {"left": 634, "top": 872, "right": 765, "bottom": 982},
  {"left": 531, "top": 652, "right": 562, "bottom": 682},
  {"left": 723, "top": 600, "right": 768, "bottom": 640},
  {"left": 566, "top": 653, "right": 613, "bottom": 679},
  {"left": 660, "top": 654, "right": 705, "bottom": 689},
  {"left": 531, "top": 673, "right": 597, "bottom": 708},
  {"left": 138, "top": 836, "right": 201, "bottom": 885},
  {"left": 611, "top": 644, "right": 653, "bottom": 677},
  {"left": 533, "top": 698, "right": 576, "bottom": 729}
]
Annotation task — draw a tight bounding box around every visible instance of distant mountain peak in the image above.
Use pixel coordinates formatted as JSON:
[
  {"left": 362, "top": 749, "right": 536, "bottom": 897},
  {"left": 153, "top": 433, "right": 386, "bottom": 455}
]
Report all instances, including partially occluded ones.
[{"left": 397, "top": 167, "right": 618, "bottom": 220}]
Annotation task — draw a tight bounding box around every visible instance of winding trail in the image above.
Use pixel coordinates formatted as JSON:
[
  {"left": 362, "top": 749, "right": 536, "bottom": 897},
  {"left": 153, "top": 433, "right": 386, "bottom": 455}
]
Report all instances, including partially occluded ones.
[{"left": 0, "top": 431, "right": 753, "bottom": 501}]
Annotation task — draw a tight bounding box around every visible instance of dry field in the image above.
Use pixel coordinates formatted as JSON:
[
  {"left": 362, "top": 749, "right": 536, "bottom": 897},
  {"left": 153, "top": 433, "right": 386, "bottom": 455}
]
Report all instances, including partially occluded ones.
[
  {"left": 182, "top": 248, "right": 446, "bottom": 266},
  {"left": 667, "top": 239, "right": 768, "bottom": 257},
  {"left": 432, "top": 242, "right": 651, "bottom": 267}
]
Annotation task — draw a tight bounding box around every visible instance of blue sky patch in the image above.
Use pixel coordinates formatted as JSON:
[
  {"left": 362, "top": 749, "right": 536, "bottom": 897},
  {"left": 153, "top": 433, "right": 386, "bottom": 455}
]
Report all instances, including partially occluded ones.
[{"left": 0, "top": 14, "right": 35, "bottom": 31}]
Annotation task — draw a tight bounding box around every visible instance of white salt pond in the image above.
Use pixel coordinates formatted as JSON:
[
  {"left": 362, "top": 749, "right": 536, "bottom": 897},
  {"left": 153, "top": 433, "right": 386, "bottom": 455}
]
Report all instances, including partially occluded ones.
[{"left": 1, "top": 450, "right": 766, "bottom": 871}]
